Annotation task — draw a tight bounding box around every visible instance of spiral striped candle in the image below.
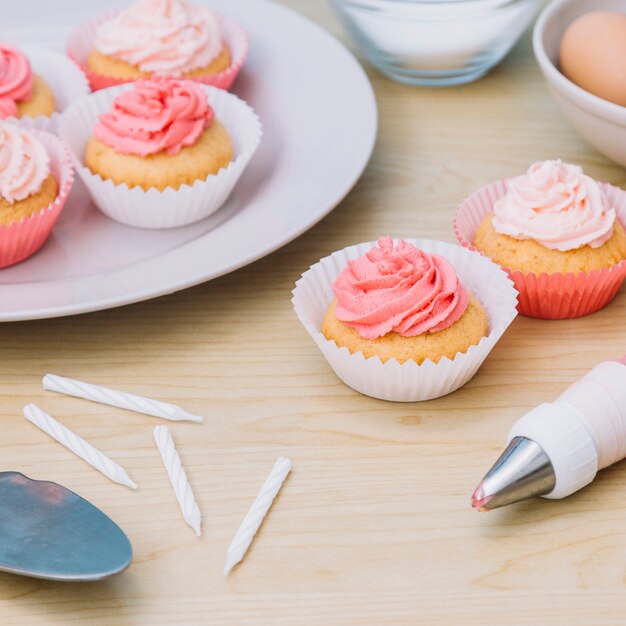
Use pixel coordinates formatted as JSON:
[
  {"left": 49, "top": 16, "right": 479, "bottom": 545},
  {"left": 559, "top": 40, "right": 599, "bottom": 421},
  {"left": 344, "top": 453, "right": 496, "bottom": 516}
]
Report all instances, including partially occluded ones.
[
  {"left": 153, "top": 425, "right": 201, "bottom": 536},
  {"left": 224, "top": 457, "right": 292, "bottom": 576},
  {"left": 43, "top": 374, "right": 203, "bottom": 423},
  {"left": 23, "top": 404, "right": 137, "bottom": 490}
]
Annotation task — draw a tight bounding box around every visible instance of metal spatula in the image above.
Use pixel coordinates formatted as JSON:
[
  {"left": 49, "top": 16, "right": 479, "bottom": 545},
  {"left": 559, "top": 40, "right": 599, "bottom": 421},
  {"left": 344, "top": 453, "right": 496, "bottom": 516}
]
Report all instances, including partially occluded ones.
[{"left": 0, "top": 472, "right": 132, "bottom": 581}]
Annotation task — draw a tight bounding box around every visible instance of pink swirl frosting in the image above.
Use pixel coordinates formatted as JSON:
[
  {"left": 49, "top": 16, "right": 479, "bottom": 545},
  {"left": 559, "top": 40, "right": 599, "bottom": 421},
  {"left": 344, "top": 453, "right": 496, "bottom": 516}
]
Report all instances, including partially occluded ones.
[
  {"left": 94, "top": 78, "right": 214, "bottom": 157},
  {"left": 0, "top": 121, "right": 50, "bottom": 204},
  {"left": 0, "top": 98, "right": 17, "bottom": 118},
  {"left": 94, "top": 0, "right": 223, "bottom": 76},
  {"left": 0, "top": 45, "right": 33, "bottom": 118},
  {"left": 492, "top": 160, "right": 615, "bottom": 251},
  {"left": 332, "top": 237, "right": 470, "bottom": 340}
]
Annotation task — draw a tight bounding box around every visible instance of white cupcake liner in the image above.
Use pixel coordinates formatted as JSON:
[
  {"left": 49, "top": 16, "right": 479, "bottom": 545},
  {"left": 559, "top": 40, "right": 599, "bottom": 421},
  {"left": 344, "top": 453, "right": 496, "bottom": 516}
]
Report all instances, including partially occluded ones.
[
  {"left": 6, "top": 46, "right": 90, "bottom": 133},
  {"left": 57, "top": 83, "right": 262, "bottom": 229},
  {"left": 66, "top": 9, "right": 248, "bottom": 92},
  {"left": 292, "top": 239, "right": 519, "bottom": 402}
]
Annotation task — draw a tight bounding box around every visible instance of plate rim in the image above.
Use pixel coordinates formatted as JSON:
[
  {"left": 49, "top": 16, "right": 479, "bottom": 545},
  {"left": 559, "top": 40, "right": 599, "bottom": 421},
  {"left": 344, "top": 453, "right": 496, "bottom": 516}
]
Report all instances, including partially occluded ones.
[{"left": 0, "top": 0, "right": 378, "bottom": 322}]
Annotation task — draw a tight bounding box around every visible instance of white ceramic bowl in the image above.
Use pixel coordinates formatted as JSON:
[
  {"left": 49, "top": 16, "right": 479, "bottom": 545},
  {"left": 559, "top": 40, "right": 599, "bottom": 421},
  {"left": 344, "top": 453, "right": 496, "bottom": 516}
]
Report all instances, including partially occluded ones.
[{"left": 533, "top": 0, "right": 626, "bottom": 167}]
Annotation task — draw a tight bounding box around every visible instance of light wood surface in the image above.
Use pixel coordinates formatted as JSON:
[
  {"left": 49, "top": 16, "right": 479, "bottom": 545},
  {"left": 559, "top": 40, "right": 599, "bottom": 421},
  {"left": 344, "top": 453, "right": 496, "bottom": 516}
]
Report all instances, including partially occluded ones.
[{"left": 4, "top": 2, "right": 626, "bottom": 625}]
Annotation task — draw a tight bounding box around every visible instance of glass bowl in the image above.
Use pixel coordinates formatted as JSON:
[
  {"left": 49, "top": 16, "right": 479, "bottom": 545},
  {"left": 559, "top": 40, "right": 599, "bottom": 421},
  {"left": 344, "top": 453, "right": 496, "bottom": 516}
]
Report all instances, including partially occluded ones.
[{"left": 328, "top": 0, "right": 542, "bottom": 86}]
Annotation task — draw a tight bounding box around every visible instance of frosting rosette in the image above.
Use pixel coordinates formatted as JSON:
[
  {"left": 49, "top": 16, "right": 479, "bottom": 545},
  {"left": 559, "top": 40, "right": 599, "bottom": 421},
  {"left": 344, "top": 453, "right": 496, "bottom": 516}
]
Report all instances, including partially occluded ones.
[
  {"left": 0, "top": 45, "right": 33, "bottom": 118},
  {"left": 94, "top": 77, "right": 214, "bottom": 156},
  {"left": 492, "top": 159, "right": 615, "bottom": 251},
  {"left": 332, "top": 237, "right": 470, "bottom": 340},
  {"left": 0, "top": 98, "right": 17, "bottom": 118},
  {"left": 0, "top": 121, "right": 50, "bottom": 204},
  {"left": 94, "top": 0, "right": 223, "bottom": 76}
]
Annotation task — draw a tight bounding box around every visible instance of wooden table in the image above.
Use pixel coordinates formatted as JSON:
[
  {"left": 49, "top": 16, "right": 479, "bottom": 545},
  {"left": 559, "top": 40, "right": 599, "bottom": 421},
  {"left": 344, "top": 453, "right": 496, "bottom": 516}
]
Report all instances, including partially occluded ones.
[{"left": 4, "top": 2, "right": 626, "bottom": 624}]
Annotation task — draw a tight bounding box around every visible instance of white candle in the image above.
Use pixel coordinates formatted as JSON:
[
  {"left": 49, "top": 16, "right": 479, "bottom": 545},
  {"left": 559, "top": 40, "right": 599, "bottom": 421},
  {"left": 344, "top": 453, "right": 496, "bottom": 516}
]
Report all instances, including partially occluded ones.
[
  {"left": 224, "top": 457, "right": 292, "bottom": 576},
  {"left": 23, "top": 404, "right": 137, "bottom": 490},
  {"left": 153, "top": 425, "right": 201, "bottom": 537},
  {"left": 43, "top": 374, "right": 203, "bottom": 423}
]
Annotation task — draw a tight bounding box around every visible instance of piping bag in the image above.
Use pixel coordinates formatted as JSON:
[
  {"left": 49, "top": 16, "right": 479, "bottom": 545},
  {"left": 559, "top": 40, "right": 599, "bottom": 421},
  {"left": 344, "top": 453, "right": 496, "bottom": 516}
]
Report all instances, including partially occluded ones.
[{"left": 473, "top": 356, "right": 626, "bottom": 511}]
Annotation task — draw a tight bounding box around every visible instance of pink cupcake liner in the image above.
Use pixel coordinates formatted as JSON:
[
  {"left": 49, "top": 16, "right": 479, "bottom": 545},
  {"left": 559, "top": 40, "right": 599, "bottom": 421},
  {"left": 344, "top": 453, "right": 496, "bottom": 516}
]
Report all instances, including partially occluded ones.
[
  {"left": 0, "top": 128, "right": 75, "bottom": 269},
  {"left": 66, "top": 10, "right": 248, "bottom": 92},
  {"left": 454, "top": 179, "right": 626, "bottom": 319}
]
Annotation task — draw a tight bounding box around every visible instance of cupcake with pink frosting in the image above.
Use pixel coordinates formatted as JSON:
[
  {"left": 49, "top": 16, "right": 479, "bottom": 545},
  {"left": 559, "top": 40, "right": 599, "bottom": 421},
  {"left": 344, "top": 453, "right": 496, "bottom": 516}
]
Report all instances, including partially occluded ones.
[
  {"left": 455, "top": 160, "right": 626, "bottom": 319},
  {"left": 323, "top": 237, "right": 489, "bottom": 365},
  {"left": 0, "top": 121, "right": 74, "bottom": 268},
  {"left": 0, "top": 44, "right": 54, "bottom": 119},
  {"left": 58, "top": 78, "right": 261, "bottom": 228},
  {"left": 292, "top": 237, "right": 518, "bottom": 402},
  {"left": 67, "top": 0, "right": 248, "bottom": 92},
  {"left": 0, "top": 44, "right": 89, "bottom": 131},
  {"left": 85, "top": 77, "right": 233, "bottom": 192}
]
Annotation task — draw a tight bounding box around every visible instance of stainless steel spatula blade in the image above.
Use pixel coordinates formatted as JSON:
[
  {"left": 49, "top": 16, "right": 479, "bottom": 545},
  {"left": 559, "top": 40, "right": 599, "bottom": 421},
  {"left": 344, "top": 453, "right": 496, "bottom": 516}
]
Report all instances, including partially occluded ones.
[{"left": 0, "top": 472, "right": 132, "bottom": 581}]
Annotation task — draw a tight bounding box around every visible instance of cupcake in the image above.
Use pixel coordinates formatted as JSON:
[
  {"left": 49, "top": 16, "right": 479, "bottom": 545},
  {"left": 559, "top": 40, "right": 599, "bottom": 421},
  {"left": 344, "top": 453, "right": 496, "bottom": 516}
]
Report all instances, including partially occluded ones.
[
  {"left": 67, "top": 0, "right": 248, "bottom": 92},
  {"left": 85, "top": 77, "right": 233, "bottom": 191},
  {"left": 292, "top": 237, "right": 518, "bottom": 402},
  {"left": 0, "top": 45, "right": 54, "bottom": 119},
  {"left": 0, "top": 121, "right": 74, "bottom": 268},
  {"left": 59, "top": 79, "right": 262, "bottom": 229},
  {"left": 0, "top": 44, "right": 89, "bottom": 132},
  {"left": 455, "top": 160, "right": 626, "bottom": 319},
  {"left": 322, "top": 237, "right": 489, "bottom": 365}
]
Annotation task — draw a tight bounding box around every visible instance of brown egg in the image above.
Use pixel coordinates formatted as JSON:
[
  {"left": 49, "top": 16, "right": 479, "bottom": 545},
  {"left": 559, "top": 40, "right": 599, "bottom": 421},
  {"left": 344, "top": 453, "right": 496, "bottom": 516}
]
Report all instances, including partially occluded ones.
[{"left": 560, "top": 11, "right": 626, "bottom": 107}]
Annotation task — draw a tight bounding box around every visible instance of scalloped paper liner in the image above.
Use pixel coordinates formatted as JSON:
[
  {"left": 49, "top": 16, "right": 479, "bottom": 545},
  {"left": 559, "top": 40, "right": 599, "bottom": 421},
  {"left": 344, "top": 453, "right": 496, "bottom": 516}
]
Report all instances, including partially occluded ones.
[
  {"left": 454, "top": 180, "right": 626, "bottom": 319},
  {"left": 57, "top": 83, "right": 262, "bottom": 229},
  {"left": 0, "top": 128, "right": 75, "bottom": 269},
  {"left": 292, "top": 239, "right": 518, "bottom": 402},
  {"left": 66, "top": 10, "right": 248, "bottom": 92},
  {"left": 5, "top": 47, "right": 90, "bottom": 133}
]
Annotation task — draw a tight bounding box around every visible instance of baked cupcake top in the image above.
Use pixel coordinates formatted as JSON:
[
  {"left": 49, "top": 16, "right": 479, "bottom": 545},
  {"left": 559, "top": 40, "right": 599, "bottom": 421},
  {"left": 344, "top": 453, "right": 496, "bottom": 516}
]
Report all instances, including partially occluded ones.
[
  {"left": 492, "top": 160, "right": 615, "bottom": 252},
  {"left": 0, "top": 45, "right": 32, "bottom": 118},
  {"left": 0, "top": 121, "right": 50, "bottom": 203},
  {"left": 94, "top": 0, "right": 223, "bottom": 76},
  {"left": 332, "top": 237, "right": 469, "bottom": 340},
  {"left": 94, "top": 78, "right": 214, "bottom": 157}
]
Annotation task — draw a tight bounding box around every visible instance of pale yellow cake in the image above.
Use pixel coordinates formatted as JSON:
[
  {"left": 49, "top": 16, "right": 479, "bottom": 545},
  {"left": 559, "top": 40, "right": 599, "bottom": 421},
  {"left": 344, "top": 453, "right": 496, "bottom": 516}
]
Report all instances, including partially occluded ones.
[
  {"left": 322, "top": 295, "right": 489, "bottom": 365},
  {"left": 85, "top": 120, "right": 233, "bottom": 191},
  {"left": 0, "top": 174, "right": 58, "bottom": 225},
  {"left": 474, "top": 211, "right": 626, "bottom": 274},
  {"left": 16, "top": 75, "right": 55, "bottom": 118},
  {"left": 86, "top": 46, "right": 231, "bottom": 81}
]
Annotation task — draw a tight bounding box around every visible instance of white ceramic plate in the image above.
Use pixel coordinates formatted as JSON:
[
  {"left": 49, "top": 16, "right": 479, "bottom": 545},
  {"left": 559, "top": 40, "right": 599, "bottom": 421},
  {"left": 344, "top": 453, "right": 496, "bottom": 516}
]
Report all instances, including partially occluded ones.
[{"left": 0, "top": 0, "right": 377, "bottom": 321}]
